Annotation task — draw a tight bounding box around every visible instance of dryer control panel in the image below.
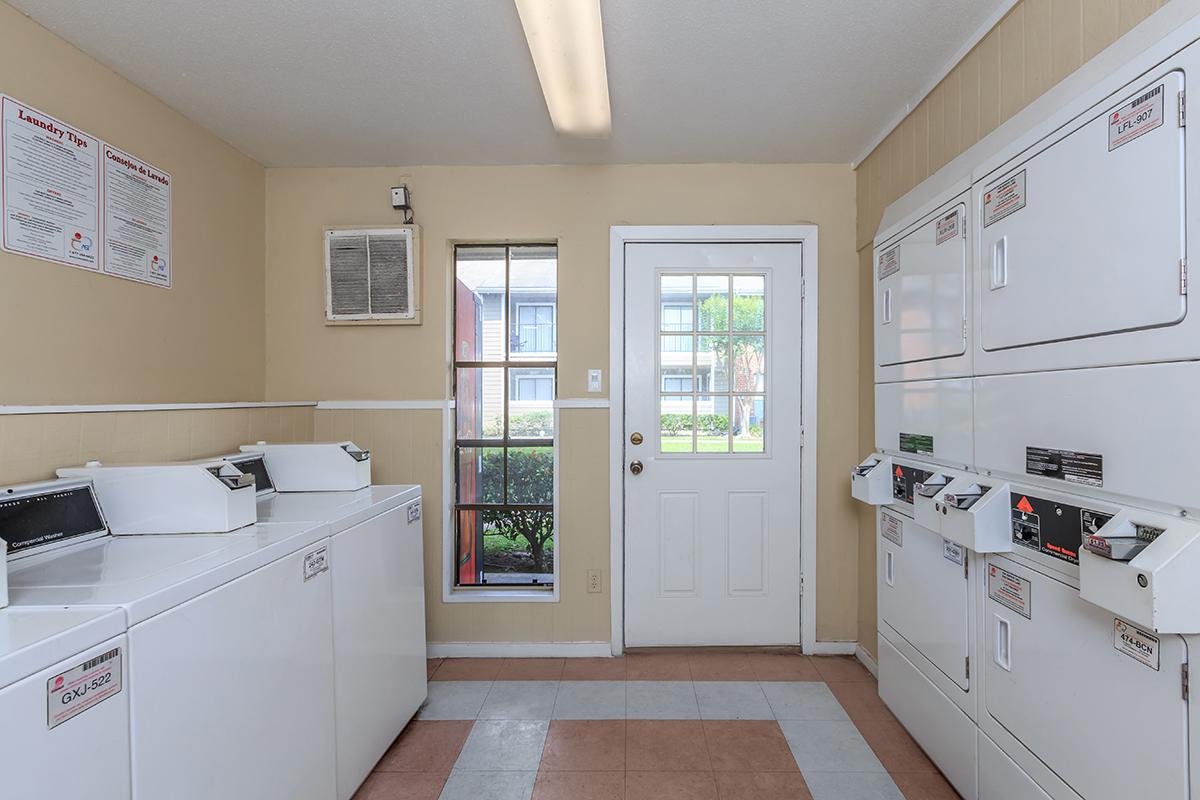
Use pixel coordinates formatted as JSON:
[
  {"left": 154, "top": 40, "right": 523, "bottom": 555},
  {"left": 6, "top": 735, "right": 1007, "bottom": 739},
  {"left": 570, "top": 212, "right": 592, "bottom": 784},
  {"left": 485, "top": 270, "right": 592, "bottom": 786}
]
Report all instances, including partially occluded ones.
[
  {"left": 1010, "top": 492, "right": 1113, "bottom": 566},
  {"left": 892, "top": 463, "right": 933, "bottom": 506}
]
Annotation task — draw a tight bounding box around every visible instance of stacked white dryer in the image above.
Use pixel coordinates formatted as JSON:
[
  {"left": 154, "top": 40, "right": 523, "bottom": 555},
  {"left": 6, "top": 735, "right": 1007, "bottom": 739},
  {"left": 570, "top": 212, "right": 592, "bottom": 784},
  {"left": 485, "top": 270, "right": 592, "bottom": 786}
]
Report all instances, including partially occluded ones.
[
  {"left": 852, "top": 169, "right": 988, "bottom": 800},
  {"left": 856, "top": 5, "right": 1200, "bottom": 799}
]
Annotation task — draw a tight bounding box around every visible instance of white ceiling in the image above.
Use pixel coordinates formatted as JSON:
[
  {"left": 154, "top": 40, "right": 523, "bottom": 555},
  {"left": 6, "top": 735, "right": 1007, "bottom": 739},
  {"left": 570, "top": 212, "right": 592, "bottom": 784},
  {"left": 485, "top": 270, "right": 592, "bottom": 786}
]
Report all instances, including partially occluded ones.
[{"left": 9, "top": 0, "right": 1009, "bottom": 167}]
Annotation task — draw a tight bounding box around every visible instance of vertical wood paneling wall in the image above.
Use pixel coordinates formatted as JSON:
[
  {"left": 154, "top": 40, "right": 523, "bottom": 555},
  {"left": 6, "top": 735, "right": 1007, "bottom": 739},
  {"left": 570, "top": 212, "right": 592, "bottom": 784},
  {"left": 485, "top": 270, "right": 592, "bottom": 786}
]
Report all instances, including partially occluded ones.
[{"left": 853, "top": 0, "right": 1169, "bottom": 659}]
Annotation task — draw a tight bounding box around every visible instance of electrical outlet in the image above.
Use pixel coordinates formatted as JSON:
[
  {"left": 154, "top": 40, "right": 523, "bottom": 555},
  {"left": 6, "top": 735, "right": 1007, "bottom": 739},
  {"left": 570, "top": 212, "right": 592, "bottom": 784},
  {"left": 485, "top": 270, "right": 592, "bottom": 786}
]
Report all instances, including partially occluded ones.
[{"left": 587, "top": 569, "right": 602, "bottom": 593}]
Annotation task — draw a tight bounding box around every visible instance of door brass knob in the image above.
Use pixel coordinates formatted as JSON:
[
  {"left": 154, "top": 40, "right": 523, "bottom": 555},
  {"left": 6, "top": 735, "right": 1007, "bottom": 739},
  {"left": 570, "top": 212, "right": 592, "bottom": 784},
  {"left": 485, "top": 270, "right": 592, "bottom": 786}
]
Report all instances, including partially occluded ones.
[
  {"left": 630, "top": 431, "right": 644, "bottom": 445},
  {"left": 629, "top": 460, "right": 644, "bottom": 475}
]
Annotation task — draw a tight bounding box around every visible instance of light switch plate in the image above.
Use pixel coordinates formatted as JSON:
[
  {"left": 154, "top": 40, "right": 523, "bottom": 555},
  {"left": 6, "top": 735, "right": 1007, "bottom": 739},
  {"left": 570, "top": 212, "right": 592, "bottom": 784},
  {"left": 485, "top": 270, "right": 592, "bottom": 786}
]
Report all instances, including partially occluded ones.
[{"left": 587, "top": 369, "right": 603, "bottom": 393}]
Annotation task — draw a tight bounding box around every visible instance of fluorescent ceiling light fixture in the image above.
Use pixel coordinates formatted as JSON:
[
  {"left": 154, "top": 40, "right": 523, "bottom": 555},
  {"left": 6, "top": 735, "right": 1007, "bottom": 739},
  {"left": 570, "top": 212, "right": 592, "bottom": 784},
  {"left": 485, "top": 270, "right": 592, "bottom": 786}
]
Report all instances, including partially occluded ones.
[{"left": 515, "top": 0, "right": 612, "bottom": 137}]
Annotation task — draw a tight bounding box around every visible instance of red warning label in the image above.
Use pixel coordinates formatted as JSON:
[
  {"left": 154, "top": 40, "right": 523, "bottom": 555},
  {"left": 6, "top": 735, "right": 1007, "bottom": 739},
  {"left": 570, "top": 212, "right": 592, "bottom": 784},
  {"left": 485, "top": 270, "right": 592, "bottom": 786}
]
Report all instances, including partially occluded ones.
[
  {"left": 895, "top": 466, "right": 903, "bottom": 477},
  {"left": 1017, "top": 496, "right": 1034, "bottom": 514}
]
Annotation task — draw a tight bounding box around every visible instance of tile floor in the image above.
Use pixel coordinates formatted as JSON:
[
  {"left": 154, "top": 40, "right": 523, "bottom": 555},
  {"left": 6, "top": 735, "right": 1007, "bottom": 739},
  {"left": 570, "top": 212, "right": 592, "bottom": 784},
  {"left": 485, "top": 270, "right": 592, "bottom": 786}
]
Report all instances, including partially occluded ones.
[{"left": 354, "top": 653, "right": 960, "bottom": 800}]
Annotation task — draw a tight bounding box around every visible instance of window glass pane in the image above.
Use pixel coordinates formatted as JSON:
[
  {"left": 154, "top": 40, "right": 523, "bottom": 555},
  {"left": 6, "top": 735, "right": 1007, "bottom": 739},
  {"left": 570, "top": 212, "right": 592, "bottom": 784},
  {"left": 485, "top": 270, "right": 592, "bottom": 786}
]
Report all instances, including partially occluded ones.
[
  {"left": 660, "top": 367, "right": 693, "bottom": 393},
  {"left": 697, "top": 335, "right": 730, "bottom": 393},
  {"left": 733, "top": 275, "right": 765, "bottom": 331},
  {"left": 508, "top": 447, "right": 553, "bottom": 504},
  {"left": 456, "top": 368, "right": 505, "bottom": 439},
  {"left": 660, "top": 334, "right": 693, "bottom": 355},
  {"left": 660, "top": 276, "right": 694, "bottom": 331},
  {"left": 697, "top": 395, "right": 731, "bottom": 453},
  {"left": 457, "top": 446, "right": 505, "bottom": 503},
  {"left": 481, "top": 508, "right": 555, "bottom": 583},
  {"left": 509, "top": 246, "right": 557, "bottom": 360},
  {"left": 697, "top": 275, "right": 730, "bottom": 331},
  {"left": 731, "top": 335, "right": 766, "bottom": 393},
  {"left": 659, "top": 394, "right": 694, "bottom": 453},
  {"left": 455, "top": 246, "right": 506, "bottom": 361},
  {"left": 735, "top": 395, "right": 766, "bottom": 453},
  {"left": 509, "top": 367, "right": 555, "bottom": 437}
]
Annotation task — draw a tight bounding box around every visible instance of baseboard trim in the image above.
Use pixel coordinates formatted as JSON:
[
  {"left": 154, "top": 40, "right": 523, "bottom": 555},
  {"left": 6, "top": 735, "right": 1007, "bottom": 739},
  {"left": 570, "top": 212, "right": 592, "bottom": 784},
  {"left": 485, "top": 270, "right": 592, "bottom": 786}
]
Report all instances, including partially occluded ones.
[
  {"left": 809, "top": 641, "right": 859, "bottom": 656},
  {"left": 855, "top": 644, "right": 879, "bottom": 678},
  {"left": 427, "top": 641, "right": 614, "bottom": 658}
]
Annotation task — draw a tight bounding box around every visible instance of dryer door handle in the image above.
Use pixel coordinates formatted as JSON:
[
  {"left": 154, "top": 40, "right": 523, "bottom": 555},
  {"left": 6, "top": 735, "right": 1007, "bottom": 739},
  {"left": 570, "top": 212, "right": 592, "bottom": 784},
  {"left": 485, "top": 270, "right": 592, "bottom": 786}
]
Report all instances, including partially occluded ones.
[
  {"left": 994, "top": 614, "right": 1012, "bottom": 671},
  {"left": 991, "top": 237, "right": 1009, "bottom": 290}
]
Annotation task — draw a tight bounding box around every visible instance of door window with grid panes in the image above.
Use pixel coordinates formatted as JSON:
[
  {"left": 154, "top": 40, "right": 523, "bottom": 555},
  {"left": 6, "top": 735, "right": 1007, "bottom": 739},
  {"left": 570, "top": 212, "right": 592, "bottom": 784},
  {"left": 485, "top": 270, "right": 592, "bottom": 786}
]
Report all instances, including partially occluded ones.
[
  {"left": 658, "top": 274, "right": 766, "bottom": 454},
  {"left": 453, "top": 244, "right": 557, "bottom": 588}
]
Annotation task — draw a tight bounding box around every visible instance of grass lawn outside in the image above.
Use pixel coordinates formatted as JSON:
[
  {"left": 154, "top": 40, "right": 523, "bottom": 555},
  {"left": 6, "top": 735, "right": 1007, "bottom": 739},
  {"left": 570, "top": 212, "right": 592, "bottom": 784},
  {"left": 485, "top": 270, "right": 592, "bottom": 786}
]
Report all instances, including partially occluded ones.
[{"left": 660, "top": 434, "right": 764, "bottom": 453}]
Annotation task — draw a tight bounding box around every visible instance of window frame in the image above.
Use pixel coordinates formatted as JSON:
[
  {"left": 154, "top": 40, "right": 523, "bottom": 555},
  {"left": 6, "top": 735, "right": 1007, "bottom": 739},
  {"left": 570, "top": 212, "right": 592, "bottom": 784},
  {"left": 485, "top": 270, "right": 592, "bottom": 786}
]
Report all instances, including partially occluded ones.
[{"left": 449, "top": 243, "right": 558, "bottom": 596}]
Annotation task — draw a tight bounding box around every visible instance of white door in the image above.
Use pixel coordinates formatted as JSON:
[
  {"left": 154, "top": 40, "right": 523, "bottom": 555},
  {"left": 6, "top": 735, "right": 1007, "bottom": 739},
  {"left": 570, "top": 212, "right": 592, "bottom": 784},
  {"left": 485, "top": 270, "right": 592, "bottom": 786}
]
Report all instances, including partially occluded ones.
[{"left": 623, "top": 241, "right": 803, "bottom": 646}]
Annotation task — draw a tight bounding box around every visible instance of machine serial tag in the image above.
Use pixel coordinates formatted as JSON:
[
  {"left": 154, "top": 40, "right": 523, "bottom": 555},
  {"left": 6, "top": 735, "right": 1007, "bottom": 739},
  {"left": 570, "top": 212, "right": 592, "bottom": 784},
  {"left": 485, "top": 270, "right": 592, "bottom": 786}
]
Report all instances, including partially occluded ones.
[
  {"left": 935, "top": 210, "right": 960, "bottom": 245},
  {"left": 1108, "top": 84, "right": 1165, "bottom": 151},
  {"left": 407, "top": 500, "right": 422, "bottom": 523},
  {"left": 1114, "top": 618, "right": 1159, "bottom": 670},
  {"left": 943, "top": 539, "right": 964, "bottom": 566},
  {"left": 303, "top": 546, "right": 329, "bottom": 580},
  {"left": 48, "top": 647, "right": 122, "bottom": 729}
]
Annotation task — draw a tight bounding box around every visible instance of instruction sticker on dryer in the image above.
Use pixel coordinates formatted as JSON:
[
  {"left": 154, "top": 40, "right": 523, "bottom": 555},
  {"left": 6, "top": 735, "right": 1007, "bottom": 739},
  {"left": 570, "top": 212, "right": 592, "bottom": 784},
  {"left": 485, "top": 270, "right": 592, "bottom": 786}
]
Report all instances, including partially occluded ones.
[
  {"left": 899, "top": 432, "right": 933, "bottom": 456},
  {"left": 943, "top": 539, "right": 964, "bottom": 566},
  {"left": 935, "top": 210, "right": 960, "bottom": 245},
  {"left": 47, "top": 647, "right": 122, "bottom": 729},
  {"left": 407, "top": 500, "right": 422, "bottom": 524},
  {"left": 1108, "top": 84, "right": 1165, "bottom": 151},
  {"left": 303, "top": 545, "right": 329, "bottom": 581},
  {"left": 881, "top": 512, "right": 903, "bottom": 546},
  {"left": 1114, "top": 618, "right": 1159, "bottom": 670},
  {"left": 878, "top": 246, "right": 900, "bottom": 279},
  {"left": 1026, "top": 447, "right": 1103, "bottom": 487},
  {"left": 983, "top": 171, "right": 1026, "bottom": 227},
  {"left": 988, "top": 564, "right": 1032, "bottom": 619}
]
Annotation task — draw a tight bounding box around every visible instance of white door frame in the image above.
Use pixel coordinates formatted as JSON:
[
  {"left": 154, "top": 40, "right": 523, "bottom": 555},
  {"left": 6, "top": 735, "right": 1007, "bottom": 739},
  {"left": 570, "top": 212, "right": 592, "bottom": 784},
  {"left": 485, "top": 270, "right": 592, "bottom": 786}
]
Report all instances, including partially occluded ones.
[{"left": 609, "top": 225, "right": 819, "bottom": 655}]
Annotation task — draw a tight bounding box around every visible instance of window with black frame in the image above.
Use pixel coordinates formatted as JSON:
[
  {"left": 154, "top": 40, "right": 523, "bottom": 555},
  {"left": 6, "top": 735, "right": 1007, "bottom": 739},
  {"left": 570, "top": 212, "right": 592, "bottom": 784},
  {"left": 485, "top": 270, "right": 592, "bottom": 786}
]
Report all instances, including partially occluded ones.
[{"left": 453, "top": 244, "right": 557, "bottom": 587}]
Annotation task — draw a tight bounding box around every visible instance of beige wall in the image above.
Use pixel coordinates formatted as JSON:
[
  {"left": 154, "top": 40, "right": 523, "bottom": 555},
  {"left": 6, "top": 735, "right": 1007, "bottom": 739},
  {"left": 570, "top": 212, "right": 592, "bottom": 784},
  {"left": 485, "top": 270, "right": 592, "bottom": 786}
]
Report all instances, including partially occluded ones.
[
  {"left": 0, "top": 1, "right": 267, "bottom": 405},
  {"left": 267, "top": 164, "right": 861, "bottom": 644},
  {"left": 852, "top": 0, "right": 1170, "bottom": 659},
  {"left": 0, "top": 406, "right": 314, "bottom": 486}
]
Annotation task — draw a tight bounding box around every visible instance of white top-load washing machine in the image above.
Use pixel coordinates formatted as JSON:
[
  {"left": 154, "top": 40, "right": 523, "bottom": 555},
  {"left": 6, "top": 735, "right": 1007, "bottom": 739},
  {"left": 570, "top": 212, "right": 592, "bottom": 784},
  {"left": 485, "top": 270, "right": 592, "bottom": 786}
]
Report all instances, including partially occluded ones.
[
  {"left": 241, "top": 441, "right": 371, "bottom": 491},
  {"left": 0, "top": 605, "right": 130, "bottom": 799},
  {"left": 225, "top": 447, "right": 427, "bottom": 800},
  {"left": 1, "top": 478, "right": 131, "bottom": 799},
  {"left": 6, "top": 466, "right": 337, "bottom": 800}
]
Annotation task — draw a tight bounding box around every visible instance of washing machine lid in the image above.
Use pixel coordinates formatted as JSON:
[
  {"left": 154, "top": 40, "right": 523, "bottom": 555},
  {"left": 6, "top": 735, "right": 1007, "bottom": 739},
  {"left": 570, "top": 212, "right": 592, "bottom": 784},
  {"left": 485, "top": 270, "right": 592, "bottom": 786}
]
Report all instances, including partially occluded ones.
[
  {"left": 6, "top": 521, "right": 328, "bottom": 625},
  {"left": 0, "top": 606, "right": 125, "bottom": 688},
  {"left": 256, "top": 485, "right": 419, "bottom": 534}
]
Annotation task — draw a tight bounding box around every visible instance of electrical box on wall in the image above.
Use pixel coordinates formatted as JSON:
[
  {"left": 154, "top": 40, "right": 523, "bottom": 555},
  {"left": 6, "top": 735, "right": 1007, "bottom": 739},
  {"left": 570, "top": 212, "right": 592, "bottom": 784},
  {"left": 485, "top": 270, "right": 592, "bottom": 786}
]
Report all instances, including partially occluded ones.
[{"left": 324, "top": 226, "right": 421, "bottom": 325}]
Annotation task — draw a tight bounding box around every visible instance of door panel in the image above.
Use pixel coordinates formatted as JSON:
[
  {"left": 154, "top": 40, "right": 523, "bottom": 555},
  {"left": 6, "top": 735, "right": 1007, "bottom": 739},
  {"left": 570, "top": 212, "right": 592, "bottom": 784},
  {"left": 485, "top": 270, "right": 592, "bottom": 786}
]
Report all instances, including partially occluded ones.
[
  {"left": 878, "top": 510, "right": 970, "bottom": 689},
  {"left": 979, "top": 70, "right": 1185, "bottom": 354},
  {"left": 624, "top": 242, "right": 802, "bottom": 646},
  {"left": 876, "top": 197, "right": 968, "bottom": 367},
  {"left": 984, "top": 556, "right": 1187, "bottom": 800}
]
